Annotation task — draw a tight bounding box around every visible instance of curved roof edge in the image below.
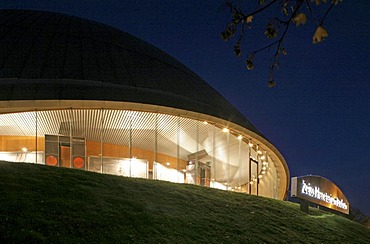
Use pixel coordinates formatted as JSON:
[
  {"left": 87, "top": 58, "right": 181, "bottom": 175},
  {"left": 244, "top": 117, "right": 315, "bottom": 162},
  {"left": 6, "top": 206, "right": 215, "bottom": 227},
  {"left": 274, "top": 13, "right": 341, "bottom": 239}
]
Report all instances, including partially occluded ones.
[{"left": 0, "top": 78, "right": 265, "bottom": 139}]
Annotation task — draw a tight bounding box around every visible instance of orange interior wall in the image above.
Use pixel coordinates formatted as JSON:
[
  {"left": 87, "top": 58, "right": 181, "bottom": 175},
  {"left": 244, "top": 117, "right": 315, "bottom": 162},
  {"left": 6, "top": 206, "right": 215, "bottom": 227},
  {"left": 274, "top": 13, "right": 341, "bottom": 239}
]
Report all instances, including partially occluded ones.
[
  {"left": 0, "top": 136, "right": 186, "bottom": 170},
  {"left": 0, "top": 136, "right": 44, "bottom": 151}
]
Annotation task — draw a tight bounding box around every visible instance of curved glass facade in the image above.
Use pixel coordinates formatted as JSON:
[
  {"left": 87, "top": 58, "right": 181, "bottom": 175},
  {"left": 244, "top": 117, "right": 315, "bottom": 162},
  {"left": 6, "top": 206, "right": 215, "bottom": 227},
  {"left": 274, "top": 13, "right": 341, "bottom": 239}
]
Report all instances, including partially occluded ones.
[{"left": 0, "top": 109, "right": 280, "bottom": 199}]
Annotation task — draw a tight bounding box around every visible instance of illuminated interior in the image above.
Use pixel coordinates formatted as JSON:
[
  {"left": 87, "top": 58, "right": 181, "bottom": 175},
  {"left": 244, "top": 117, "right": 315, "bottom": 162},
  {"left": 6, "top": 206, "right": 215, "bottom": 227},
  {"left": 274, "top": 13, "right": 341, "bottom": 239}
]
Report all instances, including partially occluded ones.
[{"left": 0, "top": 107, "right": 286, "bottom": 199}]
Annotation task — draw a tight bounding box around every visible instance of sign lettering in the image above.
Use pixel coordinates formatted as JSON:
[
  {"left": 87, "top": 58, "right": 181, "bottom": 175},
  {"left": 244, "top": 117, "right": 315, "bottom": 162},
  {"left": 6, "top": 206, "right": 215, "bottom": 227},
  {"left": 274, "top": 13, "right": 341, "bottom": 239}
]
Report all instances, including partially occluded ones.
[{"left": 301, "top": 180, "right": 348, "bottom": 210}]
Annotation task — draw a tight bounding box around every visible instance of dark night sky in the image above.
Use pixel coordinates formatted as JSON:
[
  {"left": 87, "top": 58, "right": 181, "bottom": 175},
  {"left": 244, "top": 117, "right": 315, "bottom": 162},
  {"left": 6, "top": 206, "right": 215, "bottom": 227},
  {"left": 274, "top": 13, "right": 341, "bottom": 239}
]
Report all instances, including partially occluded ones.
[{"left": 1, "top": 1, "right": 369, "bottom": 215}]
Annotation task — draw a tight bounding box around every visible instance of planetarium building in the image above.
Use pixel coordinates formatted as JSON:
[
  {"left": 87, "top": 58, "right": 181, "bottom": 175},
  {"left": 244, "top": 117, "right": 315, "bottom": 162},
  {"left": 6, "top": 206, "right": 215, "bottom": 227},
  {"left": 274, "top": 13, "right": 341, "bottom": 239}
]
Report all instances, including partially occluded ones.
[{"left": 0, "top": 10, "right": 289, "bottom": 199}]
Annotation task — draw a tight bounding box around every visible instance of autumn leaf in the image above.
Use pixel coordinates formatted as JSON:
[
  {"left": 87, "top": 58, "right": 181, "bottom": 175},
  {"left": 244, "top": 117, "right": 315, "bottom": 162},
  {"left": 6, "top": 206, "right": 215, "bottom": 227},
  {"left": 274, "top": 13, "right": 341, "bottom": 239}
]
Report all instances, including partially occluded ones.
[
  {"left": 264, "top": 24, "right": 278, "bottom": 39},
  {"left": 246, "top": 15, "right": 253, "bottom": 23},
  {"left": 312, "top": 26, "right": 329, "bottom": 44},
  {"left": 246, "top": 60, "right": 254, "bottom": 70},
  {"left": 234, "top": 44, "right": 241, "bottom": 57},
  {"left": 293, "top": 13, "right": 307, "bottom": 27},
  {"left": 246, "top": 55, "right": 255, "bottom": 70}
]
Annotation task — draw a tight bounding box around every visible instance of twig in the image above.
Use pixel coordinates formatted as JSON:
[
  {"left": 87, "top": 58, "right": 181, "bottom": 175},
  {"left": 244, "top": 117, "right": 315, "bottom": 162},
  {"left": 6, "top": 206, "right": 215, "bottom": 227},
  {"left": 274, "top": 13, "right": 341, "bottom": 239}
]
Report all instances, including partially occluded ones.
[{"left": 320, "top": 1, "right": 336, "bottom": 26}]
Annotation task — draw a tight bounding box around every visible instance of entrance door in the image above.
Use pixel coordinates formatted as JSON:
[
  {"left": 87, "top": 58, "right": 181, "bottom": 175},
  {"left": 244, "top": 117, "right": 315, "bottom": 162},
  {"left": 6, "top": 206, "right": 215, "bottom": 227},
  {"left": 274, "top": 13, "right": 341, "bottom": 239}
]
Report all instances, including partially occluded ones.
[
  {"left": 60, "top": 144, "right": 71, "bottom": 168},
  {"left": 250, "top": 159, "right": 258, "bottom": 195},
  {"left": 200, "top": 163, "right": 211, "bottom": 187}
]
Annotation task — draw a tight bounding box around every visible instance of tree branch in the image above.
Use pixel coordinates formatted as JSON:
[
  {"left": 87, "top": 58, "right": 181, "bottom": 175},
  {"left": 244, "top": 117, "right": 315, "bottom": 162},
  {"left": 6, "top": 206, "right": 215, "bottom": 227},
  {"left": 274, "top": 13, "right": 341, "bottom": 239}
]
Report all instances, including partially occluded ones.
[
  {"left": 227, "top": 0, "right": 279, "bottom": 22},
  {"left": 320, "top": 1, "right": 336, "bottom": 26},
  {"left": 266, "top": 0, "right": 305, "bottom": 86},
  {"left": 222, "top": 0, "right": 341, "bottom": 87}
]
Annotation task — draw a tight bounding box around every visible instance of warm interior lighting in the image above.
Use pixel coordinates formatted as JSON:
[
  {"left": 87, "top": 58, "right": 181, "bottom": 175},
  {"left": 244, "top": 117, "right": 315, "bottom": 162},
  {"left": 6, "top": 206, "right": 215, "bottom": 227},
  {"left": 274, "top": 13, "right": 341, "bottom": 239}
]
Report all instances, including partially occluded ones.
[
  {"left": 262, "top": 166, "right": 267, "bottom": 171},
  {"left": 258, "top": 175, "right": 263, "bottom": 179},
  {"left": 237, "top": 135, "right": 243, "bottom": 140},
  {"left": 262, "top": 161, "right": 268, "bottom": 166},
  {"left": 248, "top": 141, "right": 253, "bottom": 147},
  {"left": 261, "top": 155, "right": 266, "bottom": 160},
  {"left": 222, "top": 128, "right": 229, "bottom": 133},
  {"left": 166, "top": 162, "right": 170, "bottom": 166},
  {"left": 46, "top": 155, "right": 58, "bottom": 166},
  {"left": 250, "top": 181, "right": 254, "bottom": 185},
  {"left": 257, "top": 150, "right": 262, "bottom": 154},
  {"left": 21, "top": 147, "right": 28, "bottom": 153},
  {"left": 73, "top": 156, "right": 85, "bottom": 169},
  {"left": 262, "top": 171, "right": 266, "bottom": 174}
]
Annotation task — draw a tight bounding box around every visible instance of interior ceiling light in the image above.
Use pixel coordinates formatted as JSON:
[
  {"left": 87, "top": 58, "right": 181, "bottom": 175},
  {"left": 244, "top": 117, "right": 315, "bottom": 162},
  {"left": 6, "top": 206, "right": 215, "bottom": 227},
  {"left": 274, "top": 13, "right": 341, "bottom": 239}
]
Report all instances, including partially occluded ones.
[
  {"left": 237, "top": 135, "right": 243, "bottom": 140},
  {"left": 248, "top": 141, "right": 253, "bottom": 147},
  {"left": 261, "top": 155, "right": 266, "bottom": 160},
  {"left": 203, "top": 121, "right": 208, "bottom": 125},
  {"left": 222, "top": 128, "right": 229, "bottom": 133},
  {"left": 257, "top": 150, "right": 262, "bottom": 154},
  {"left": 21, "top": 147, "right": 28, "bottom": 153}
]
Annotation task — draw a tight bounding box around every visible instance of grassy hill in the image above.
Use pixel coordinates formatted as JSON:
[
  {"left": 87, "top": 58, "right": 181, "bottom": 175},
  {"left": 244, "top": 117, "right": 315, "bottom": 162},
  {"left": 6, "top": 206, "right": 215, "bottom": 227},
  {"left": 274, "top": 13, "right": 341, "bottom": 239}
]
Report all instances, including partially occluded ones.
[{"left": 0, "top": 161, "right": 369, "bottom": 243}]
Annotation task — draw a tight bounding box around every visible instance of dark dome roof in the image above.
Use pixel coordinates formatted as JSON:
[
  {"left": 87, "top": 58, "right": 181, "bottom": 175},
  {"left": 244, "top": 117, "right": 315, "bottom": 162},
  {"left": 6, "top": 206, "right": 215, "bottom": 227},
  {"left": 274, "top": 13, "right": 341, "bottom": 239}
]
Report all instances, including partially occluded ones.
[{"left": 0, "top": 9, "right": 262, "bottom": 136}]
